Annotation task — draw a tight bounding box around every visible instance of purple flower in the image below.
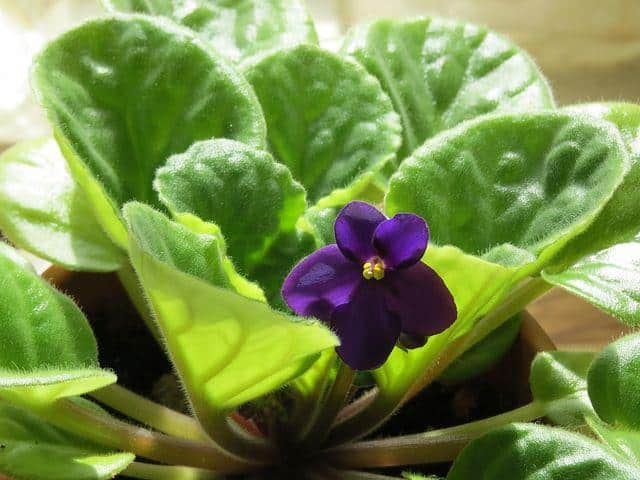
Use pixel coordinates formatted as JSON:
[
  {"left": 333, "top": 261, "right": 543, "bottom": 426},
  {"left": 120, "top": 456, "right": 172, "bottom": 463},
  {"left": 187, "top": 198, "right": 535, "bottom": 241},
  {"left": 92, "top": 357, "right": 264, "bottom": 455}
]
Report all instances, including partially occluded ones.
[{"left": 282, "top": 201, "right": 457, "bottom": 370}]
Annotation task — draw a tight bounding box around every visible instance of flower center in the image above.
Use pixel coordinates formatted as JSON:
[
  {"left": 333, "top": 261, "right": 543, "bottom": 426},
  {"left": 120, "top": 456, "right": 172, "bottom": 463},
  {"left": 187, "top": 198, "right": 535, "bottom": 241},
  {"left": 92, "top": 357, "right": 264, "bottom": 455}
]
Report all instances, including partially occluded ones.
[{"left": 362, "top": 257, "right": 385, "bottom": 280}]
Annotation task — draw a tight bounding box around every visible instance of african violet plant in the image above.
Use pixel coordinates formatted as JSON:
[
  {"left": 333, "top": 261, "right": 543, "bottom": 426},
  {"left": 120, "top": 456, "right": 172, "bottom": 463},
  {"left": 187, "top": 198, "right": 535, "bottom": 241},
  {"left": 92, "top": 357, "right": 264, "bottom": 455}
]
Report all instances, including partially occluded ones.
[{"left": 1, "top": 0, "right": 640, "bottom": 478}]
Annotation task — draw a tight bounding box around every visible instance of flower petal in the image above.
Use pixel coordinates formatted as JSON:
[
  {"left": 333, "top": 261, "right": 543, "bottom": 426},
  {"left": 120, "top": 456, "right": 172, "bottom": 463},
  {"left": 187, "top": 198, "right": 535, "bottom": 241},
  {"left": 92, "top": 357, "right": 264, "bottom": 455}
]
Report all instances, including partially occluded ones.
[
  {"left": 282, "top": 244, "right": 362, "bottom": 321},
  {"left": 331, "top": 283, "right": 401, "bottom": 370},
  {"left": 334, "top": 201, "right": 386, "bottom": 263},
  {"left": 373, "top": 213, "right": 429, "bottom": 269},
  {"left": 384, "top": 262, "right": 457, "bottom": 337}
]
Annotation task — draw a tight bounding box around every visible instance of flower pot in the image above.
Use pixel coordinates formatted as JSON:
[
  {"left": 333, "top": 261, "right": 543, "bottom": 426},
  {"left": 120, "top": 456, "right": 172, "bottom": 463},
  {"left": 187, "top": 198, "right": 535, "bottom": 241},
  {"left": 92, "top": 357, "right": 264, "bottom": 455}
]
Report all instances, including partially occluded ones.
[{"left": 41, "top": 265, "right": 556, "bottom": 474}]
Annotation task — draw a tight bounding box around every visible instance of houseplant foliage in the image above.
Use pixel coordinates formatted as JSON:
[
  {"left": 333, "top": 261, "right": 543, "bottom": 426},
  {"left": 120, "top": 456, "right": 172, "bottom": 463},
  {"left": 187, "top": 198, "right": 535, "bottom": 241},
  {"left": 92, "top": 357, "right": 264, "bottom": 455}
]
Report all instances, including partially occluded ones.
[{"left": 1, "top": 0, "right": 640, "bottom": 478}]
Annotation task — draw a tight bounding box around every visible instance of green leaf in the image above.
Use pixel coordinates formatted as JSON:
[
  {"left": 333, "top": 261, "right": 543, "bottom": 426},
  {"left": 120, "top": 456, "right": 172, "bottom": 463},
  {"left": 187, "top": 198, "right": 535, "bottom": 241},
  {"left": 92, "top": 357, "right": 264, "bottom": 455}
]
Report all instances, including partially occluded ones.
[
  {"left": 123, "top": 202, "right": 231, "bottom": 288},
  {"left": 102, "top": 0, "right": 319, "bottom": 68},
  {"left": 403, "top": 474, "right": 442, "bottom": 480},
  {"left": 0, "top": 245, "right": 115, "bottom": 406},
  {"left": 0, "top": 402, "right": 133, "bottom": 480},
  {"left": 588, "top": 333, "right": 640, "bottom": 429},
  {"left": 386, "top": 112, "right": 629, "bottom": 268},
  {"left": 245, "top": 44, "right": 402, "bottom": 202},
  {"left": 542, "top": 104, "right": 640, "bottom": 326},
  {"left": 543, "top": 235, "right": 640, "bottom": 326},
  {"left": 448, "top": 423, "right": 640, "bottom": 480},
  {"left": 439, "top": 314, "right": 522, "bottom": 384},
  {"left": 547, "top": 103, "right": 640, "bottom": 266},
  {"left": 342, "top": 17, "right": 554, "bottom": 159},
  {"left": 246, "top": 227, "right": 316, "bottom": 308},
  {"left": 155, "top": 139, "right": 307, "bottom": 274},
  {"left": 530, "top": 350, "right": 596, "bottom": 425},
  {"left": 0, "top": 137, "right": 123, "bottom": 271},
  {"left": 588, "top": 416, "right": 640, "bottom": 467},
  {"left": 32, "top": 14, "right": 266, "bottom": 243},
  {"left": 126, "top": 213, "right": 339, "bottom": 427}
]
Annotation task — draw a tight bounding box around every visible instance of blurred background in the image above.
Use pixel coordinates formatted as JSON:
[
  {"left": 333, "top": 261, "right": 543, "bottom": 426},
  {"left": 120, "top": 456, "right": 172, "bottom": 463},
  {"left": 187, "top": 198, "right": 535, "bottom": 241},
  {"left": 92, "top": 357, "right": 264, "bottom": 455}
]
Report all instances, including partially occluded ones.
[{"left": 1, "top": 0, "right": 637, "bottom": 348}]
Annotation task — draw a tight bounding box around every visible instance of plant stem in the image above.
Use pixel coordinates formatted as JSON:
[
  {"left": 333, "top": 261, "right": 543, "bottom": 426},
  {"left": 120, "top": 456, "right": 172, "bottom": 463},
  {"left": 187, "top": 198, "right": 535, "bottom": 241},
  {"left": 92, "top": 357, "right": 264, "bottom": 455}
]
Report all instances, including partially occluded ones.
[
  {"left": 117, "top": 263, "right": 162, "bottom": 341},
  {"left": 334, "top": 387, "right": 378, "bottom": 426},
  {"left": 301, "top": 359, "right": 355, "bottom": 449},
  {"left": 323, "top": 402, "right": 546, "bottom": 469},
  {"left": 328, "top": 278, "right": 551, "bottom": 445},
  {"left": 123, "top": 462, "right": 221, "bottom": 480},
  {"left": 90, "top": 384, "right": 209, "bottom": 441},
  {"left": 204, "top": 411, "right": 278, "bottom": 464},
  {"left": 39, "top": 398, "right": 262, "bottom": 473}
]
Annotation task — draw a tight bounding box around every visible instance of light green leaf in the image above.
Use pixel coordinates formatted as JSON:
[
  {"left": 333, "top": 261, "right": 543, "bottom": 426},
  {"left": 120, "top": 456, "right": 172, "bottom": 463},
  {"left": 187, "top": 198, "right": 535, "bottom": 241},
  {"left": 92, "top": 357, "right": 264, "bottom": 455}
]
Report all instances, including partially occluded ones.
[
  {"left": 373, "top": 245, "right": 517, "bottom": 396},
  {"left": 342, "top": 17, "right": 554, "bottom": 159},
  {"left": 386, "top": 112, "right": 628, "bottom": 268},
  {"left": 0, "top": 245, "right": 115, "bottom": 406},
  {"left": 530, "top": 350, "right": 596, "bottom": 425},
  {"left": 31, "top": 14, "right": 266, "bottom": 243},
  {"left": 403, "top": 474, "right": 442, "bottom": 480},
  {"left": 588, "top": 333, "right": 640, "bottom": 429},
  {"left": 245, "top": 44, "right": 402, "bottom": 202},
  {"left": 126, "top": 214, "right": 339, "bottom": 428},
  {"left": 123, "top": 202, "right": 231, "bottom": 288},
  {"left": 0, "top": 137, "right": 123, "bottom": 271},
  {"left": 102, "top": 0, "right": 319, "bottom": 68},
  {"left": 155, "top": 139, "right": 307, "bottom": 273},
  {"left": 543, "top": 235, "right": 640, "bottom": 326},
  {"left": 0, "top": 402, "right": 133, "bottom": 480},
  {"left": 171, "top": 211, "right": 266, "bottom": 302},
  {"left": 439, "top": 314, "right": 522, "bottom": 385},
  {"left": 448, "top": 423, "right": 640, "bottom": 480}
]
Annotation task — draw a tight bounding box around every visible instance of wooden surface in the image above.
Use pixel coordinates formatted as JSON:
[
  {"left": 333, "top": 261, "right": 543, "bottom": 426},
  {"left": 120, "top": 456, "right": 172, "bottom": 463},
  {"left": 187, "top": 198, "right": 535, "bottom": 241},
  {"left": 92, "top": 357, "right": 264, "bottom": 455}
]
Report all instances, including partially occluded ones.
[{"left": 529, "top": 288, "right": 632, "bottom": 351}]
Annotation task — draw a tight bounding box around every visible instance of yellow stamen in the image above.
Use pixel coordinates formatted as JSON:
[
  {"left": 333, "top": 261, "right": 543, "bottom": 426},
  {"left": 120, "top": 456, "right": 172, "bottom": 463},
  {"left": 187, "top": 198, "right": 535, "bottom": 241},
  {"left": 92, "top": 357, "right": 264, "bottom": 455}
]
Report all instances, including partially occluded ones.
[
  {"left": 362, "top": 258, "right": 385, "bottom": 280},
  {"left": 362, "top": 262, "right": 374, "bottom": 280},
  {"left": 373, "top": 263, "right": 385, "bottom": 280}
]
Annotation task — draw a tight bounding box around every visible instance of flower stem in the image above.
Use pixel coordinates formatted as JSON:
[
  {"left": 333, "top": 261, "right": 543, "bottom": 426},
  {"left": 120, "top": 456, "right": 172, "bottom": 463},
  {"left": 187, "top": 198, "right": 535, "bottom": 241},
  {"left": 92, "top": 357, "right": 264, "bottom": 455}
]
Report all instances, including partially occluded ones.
[
  {"left": 117, "top": 263, "right": 162, "bottom": 342},
  {"left": 323, "top": 402, "right": 546, "bottom": 469},
  {"left": 328, "top": 278, "right": 551, "bottom": 445},
  {"left": 38, "top": 398, "right": 260, "bottom": 473},
  {"left": 300, "top": 359, "right": 355, "bottom": 449},
  {"left": 90, "top": 384, "right": 208, "bottom": 441},
  {"left": 123, "top": 462, "right": 222, "bottom": 480}
]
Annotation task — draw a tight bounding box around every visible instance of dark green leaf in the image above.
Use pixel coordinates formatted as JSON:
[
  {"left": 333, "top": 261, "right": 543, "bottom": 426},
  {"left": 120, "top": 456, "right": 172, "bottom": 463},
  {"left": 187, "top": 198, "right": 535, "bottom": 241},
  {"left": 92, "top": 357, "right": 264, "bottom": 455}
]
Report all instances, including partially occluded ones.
[
  {"left": 448, "top": 423, "right": 640, "bottom": 480},
  {"left": 0, "top": 138, "right": 123, "bottom": 271},
  {"left": 245, "top": 44, "right": 402, "bottom": 202},
  {"left": 530, "top": 350, "right": 595, "bottom": 425},
  {"left": 155, "top": 139, "right": 307, "bottom": 274},
  {"left": 548, "top": 103, "right": 640, "bottom": 266},
  {"left": 588, "top": 333, "right": 640, "bottom": 429},
  {"left": 342, "top": 17, "right": 554, "bottom": 159},
  {"left": 386, "top": 112, "right": 628, "bottom": 268},
  {"left": 102, "top": 0, "right": 319, "bottom": 67},
  {"left": 543, "top": 235, "right": 640, "bottom": 326},
  {"left": 588, "top": 416, "right": 640, "bottom": 467},
  {"left": 0, "top": 244, "right": 115, "bottom": 405},
  {"left": 32, "top": 15, "right": 266, "bottom": 242},
  {"left": 0, "top": 402, "right": 133, "bottom": 480},
  {"left": 543, "top": 104, "right": 640, "bottom": 326}
]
